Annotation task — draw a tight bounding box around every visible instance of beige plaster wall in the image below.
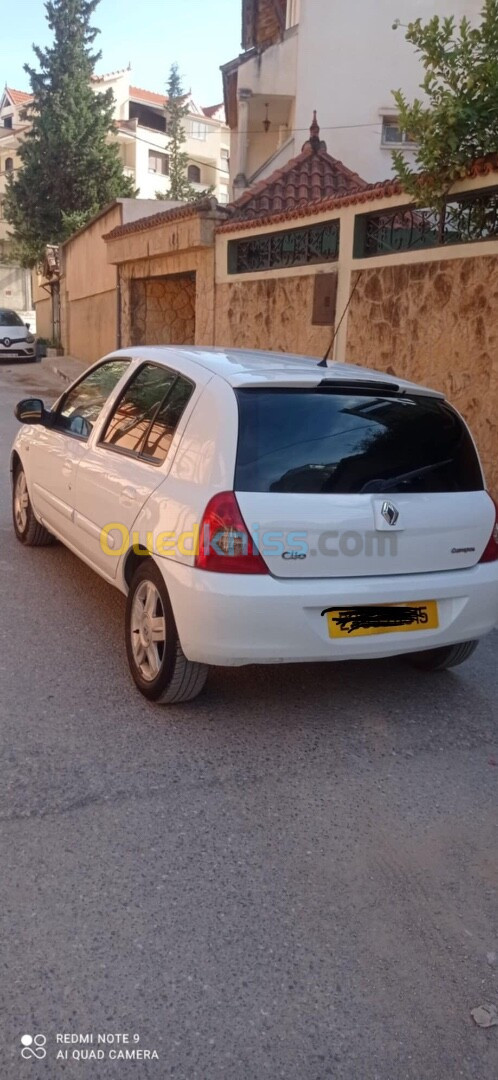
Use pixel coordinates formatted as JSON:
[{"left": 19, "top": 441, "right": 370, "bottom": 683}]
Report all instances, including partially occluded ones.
[
  {"left": 35, "top": 297, "right": 52, "bottom": 341},
  {"left": 214, "top": 275, "right": 333, "bottom": 356},
  {"left": 346, "top": 256, "right": 498, "bottom": 496},
  {"left": 65, "top": 289, "right": 118, "bottom": 365},
  {"left": 64, "top": 205, "right": 120, "bottom": 301}
]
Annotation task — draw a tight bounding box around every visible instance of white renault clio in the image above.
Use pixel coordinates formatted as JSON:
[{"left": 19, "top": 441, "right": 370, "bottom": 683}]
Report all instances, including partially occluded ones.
[{"left": 11, "top": 347, "right": 498, "bottom": 703}]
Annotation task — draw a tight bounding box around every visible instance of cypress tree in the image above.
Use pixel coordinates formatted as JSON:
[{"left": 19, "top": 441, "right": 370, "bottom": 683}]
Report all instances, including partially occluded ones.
[
  {"left": 5, "top": 0, "right": 134, "bottom": 266},
  {"left": 158, "top": 63, "right": 210, "bottom": 202}
]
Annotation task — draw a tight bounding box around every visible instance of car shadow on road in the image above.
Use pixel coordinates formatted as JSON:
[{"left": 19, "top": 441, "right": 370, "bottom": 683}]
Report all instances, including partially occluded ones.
[{"left": 9, "top": 536, "right": 496, "bottom": 756}]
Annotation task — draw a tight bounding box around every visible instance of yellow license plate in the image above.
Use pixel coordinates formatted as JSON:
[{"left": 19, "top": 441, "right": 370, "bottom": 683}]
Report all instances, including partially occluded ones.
[{"left": 326, "top": 601, "right": 439, "bottom": 638}]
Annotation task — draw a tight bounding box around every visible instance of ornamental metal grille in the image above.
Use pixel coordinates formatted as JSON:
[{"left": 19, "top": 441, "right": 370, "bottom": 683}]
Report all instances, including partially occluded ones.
[
  {"left": 354, "top": 186, "right": 498, "bottom": 258},
  {"left": 228, "top": 219, "right": 340, "bottom": 274}
]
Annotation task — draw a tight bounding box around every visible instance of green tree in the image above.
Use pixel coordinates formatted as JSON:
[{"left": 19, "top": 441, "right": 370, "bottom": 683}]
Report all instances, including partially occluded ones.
[
  {"left": 392, "top": 0, "right": 498, "bottom": 206},
  {"left": 156, "top": 63, "right": 212, "bottom": 202},
  {"left": 5, "top": 0, "right": 134, "bottom": 266}
]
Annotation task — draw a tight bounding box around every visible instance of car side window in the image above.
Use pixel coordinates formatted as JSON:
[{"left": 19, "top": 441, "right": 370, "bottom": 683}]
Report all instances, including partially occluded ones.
[
  {"left": 54, "top": 360, "right": 130, "bottom": 439},
  {"left": 100, "top": 363, "right": 194, "bottom": 465},
  {"left": 141, "top": 376, "right": 195, "bottom": 463}
]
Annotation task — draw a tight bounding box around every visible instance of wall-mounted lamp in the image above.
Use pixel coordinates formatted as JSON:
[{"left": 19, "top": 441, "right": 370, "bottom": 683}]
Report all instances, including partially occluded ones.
[{"left": 262, "top": 103, "right": 271, "bottom": 133}]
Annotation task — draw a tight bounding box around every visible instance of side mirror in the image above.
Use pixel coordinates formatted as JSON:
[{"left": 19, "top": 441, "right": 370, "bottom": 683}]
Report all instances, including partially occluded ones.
[
  {"left": 25, "top": 323, "right": 30, "bottom": 331},
  {"left": 14, "top": 398, "right": 46, "bottom": 425}
]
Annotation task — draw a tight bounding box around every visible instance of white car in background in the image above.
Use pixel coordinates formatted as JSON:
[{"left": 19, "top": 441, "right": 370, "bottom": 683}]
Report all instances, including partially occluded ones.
[
  {"left": 0, "top": 308, "right": 36, "bottom": 362},
  {"left": 10, "top": 347, "right": 498, "bottom": 704}
]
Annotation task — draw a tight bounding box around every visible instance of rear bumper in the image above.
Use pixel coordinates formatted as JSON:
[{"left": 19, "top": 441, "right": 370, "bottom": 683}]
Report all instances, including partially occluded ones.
[{"left": 157, "top": 560, "right": 498, "bottom": 666}]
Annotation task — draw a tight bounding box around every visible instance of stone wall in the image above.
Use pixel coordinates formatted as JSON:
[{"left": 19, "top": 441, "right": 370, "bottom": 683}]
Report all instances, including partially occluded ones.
[
  {"left": 130, "top": 273, "right": 196, "bottom": 347},
  {"left": 346, "top": 255, "right": 498, "bottom": 495},
  {"left": 115, "top": 248, "right": 215, "bottom": 351},
  {"left": 215, "top": 275, "right": 333, "bottom": 357}
]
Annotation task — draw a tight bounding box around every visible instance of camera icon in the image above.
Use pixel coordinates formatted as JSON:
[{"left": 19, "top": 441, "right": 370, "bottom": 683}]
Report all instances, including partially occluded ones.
[{"left": 21, "top": 1034, "right": 47, "bottom": 1060}]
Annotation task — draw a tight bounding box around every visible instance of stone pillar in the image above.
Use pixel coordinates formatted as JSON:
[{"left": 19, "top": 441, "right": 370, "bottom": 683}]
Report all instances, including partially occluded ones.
[{"left": 233, "top": 88, "right": 252, "bottom": 198}]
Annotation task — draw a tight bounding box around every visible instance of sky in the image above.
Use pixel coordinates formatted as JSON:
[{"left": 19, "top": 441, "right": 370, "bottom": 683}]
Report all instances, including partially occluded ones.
[{"left": 2, "top": 0, "right": 242, "bottom": 106}]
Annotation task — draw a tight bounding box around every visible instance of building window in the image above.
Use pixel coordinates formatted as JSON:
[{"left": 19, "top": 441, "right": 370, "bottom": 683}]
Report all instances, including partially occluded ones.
[
  {"left": 3, "top": 116, "right": 13, "bottom": 129},
  {"left": 381, "top": 117, "right": 416, "bottom": 147},
  {"left": 5, "top": 157, "right": 14, "bottom": 173},
  {"left": 189, "top": 120, "right": 208, "bottom": 141},
  {"left": 187, "top": 164, "right": 201, "bottom": 183},
  {"left": 148, "top": 150, "right": 169, "bottom": 175},
  {"left": 218, "top": 191, "right": 229, "bottom": 205},
  {"left": 220, "top": 147, "right": 229, "bottom": 172},
  {"left": 286, "top": 0, "right": 300, "bottom": 28}
]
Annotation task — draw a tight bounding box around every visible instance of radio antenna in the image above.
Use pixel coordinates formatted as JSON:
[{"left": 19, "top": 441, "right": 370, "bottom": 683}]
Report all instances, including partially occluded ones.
[{"left": 318, "top": 271, "right": 364, "bottom": 367}]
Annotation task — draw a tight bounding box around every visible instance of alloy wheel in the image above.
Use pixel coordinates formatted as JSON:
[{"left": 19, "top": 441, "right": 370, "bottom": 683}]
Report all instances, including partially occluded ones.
[
  {"left": 14, "top": 470, "right": 29, "bottom": 534},
  {"left": 130, "top": 579, "right": 166, "bottom": 682}
]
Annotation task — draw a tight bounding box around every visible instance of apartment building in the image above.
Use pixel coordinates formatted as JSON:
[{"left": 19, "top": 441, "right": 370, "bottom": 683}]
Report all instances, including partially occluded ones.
[{"left": 222, "top": 0, "right": 483, "bottom": 197}]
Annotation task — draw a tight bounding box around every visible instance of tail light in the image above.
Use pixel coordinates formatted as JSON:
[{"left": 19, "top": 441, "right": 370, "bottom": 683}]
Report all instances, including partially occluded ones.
[
  {"left": 195, "top": 491, "right": 269, "bottom": 574},
  {"left": 479, "top": 496, "right": 498, "bottom": 563}
]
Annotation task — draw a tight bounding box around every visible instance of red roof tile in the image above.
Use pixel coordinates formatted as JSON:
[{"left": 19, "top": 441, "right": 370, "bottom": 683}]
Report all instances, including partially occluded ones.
[
  {"left": 103, "top": 196, "right": 228, "bottom": 241},
  {"left": 203, "top": 103, "right": 224, "bottom": 119},
  {"left": 5, "top": 87, "right": 33, "bottom": 106},
  {"left": 217, "top": 152, "right": 498, "bottom": 235},
  {"left": 230, "top": 113, "right": 367, "bottom": 222},
  {"left": 129, "top": 85, "right": 168, "bottom": 108}
]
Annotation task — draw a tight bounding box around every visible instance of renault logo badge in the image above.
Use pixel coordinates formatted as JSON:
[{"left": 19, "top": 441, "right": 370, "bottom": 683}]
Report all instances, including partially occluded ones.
[{"left": 381, "top": 500, "right": 399, "bottom": 526}]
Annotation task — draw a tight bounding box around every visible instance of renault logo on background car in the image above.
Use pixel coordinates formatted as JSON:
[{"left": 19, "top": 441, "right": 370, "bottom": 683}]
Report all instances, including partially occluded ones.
[
  {"left": 381, "top": 500, "right": 400, "bottom": 526},
  {"left": 0, "top": 308, "right": 36, "bottom": 362}
]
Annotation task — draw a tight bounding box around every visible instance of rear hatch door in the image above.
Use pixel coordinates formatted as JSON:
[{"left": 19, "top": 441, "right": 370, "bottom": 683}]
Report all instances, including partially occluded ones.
[{"left": 233, "top": 385, "right": 493, "bottom": 578}]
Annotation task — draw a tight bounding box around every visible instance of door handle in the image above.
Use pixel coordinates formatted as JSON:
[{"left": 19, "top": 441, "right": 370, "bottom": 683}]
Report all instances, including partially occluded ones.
[{"left": 122, "top": 486, "right": 138, "bottom": 500}]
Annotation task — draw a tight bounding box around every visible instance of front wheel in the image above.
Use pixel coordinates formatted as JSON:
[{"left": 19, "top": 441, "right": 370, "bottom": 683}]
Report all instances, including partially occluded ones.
[
  {"left": 405, "top": 640, "right": 479, "bottom": 671},
  {"left": 125, "top": 560, "right": 208, "bottom": 704},
  {"left": 12, "top": 464, "right": 55, "bottom": 546}
]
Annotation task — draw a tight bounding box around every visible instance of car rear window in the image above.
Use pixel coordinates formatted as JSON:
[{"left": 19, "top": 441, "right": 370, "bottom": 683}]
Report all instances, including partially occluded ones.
[{"left": 234, "top": 388, "right": 484, "bottom": 494}]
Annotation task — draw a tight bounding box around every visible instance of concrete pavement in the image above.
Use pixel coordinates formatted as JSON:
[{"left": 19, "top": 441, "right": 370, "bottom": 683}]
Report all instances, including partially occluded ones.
[{"left": 0, "top": 359, "right": 497, "bottom": 1079}]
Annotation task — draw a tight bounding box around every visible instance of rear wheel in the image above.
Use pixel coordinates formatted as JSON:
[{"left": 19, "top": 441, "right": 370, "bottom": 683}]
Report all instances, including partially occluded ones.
[
  {"left": 406, "top": 640, "right": 478, "bottom": 671},
  {"left": 125, "top": 560, "right": 208, "bottom": 704},
  {"left": 12, "top": 464, "right": 55, "bottom": 546}
]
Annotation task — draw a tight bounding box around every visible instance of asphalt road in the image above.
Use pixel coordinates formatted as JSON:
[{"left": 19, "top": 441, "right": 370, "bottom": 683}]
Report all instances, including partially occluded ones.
[{"left": 1, "top": 360, "right": 497, "bottom": 1080}]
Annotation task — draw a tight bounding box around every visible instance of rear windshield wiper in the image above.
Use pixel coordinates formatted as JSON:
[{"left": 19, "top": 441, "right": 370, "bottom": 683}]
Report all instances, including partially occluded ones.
[{"left": 360, "top": 458, "right": 454, "bottom": 494}]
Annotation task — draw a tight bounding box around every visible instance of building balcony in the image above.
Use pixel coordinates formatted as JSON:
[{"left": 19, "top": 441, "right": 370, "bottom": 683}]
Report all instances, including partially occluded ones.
[{"left": 237, "top": 24, "right": 298, "bottom": 99}]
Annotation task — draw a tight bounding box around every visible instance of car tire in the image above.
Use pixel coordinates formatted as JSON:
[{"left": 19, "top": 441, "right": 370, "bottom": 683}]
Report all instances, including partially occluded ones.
[
  {"left": 125, "top": 559, "right": 209, "bottom": 704},
  {"left": 12, "top": 463, "right": 55, "bottom": 546},
  {"left": 406, "top": 640, "right": 479, "bottom": 671}
]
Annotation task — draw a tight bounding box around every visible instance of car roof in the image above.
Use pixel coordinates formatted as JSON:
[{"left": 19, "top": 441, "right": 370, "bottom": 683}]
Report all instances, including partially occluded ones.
[{"left": 110, "top": 346, "right": 443, "bottom": 398}]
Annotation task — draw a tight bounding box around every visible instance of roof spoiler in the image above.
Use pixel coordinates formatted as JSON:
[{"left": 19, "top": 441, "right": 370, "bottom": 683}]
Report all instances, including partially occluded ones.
[{"left": 319, "top": 378, "right": 401, "bottom": 393}]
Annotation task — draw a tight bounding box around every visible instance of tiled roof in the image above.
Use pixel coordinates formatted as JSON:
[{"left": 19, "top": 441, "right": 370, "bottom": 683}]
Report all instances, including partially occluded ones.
[
  {"left": 129, "top": 84, "right": 168, "bottom": 108},
  {"left": 5, "top": 87, "right": 33, "bottom": 106},
  {"left": 203, "top": 103, "right": 224, "bottom": 119},
  {"left": 217, "top": 152, "right": 498, "bottom": 235},
  {"left": 103, "top": 196, "right": 227, "bottom": 241},
  {"left": 91, "top": 67, "right": 131, "bottom": 83},
  {"left": 230, "top": 113, "right": 367, "bottom": 222},
  {"left": 128, "top": 85, "right": 193, "bottom": 109},
  {"left": 218, "top": 182, "right": 404, "bottom": 234}
]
